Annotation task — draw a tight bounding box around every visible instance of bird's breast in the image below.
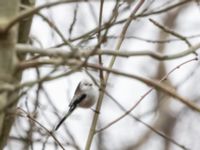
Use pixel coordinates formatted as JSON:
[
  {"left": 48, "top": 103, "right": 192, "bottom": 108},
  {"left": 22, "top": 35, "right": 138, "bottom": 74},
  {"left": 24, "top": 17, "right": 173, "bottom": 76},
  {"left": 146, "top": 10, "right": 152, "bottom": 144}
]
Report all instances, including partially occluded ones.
[{"left": 78, "top": 97, "right": 95, "bottom": 108}]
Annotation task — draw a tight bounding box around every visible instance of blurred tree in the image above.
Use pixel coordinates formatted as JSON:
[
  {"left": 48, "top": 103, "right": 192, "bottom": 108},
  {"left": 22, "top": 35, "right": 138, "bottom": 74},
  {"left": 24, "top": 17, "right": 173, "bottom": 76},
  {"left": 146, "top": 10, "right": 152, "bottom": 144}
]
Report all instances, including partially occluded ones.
[{"left": 0, "top": 0, "right": 200, "bottom": 150}]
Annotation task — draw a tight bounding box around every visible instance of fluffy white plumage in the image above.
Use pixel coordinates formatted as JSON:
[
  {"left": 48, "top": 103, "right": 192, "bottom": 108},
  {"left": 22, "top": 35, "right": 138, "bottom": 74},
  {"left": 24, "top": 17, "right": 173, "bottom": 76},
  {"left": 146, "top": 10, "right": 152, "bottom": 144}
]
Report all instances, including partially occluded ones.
[{"left": 55, "top": 79, "right": 98, "bottom": 130}]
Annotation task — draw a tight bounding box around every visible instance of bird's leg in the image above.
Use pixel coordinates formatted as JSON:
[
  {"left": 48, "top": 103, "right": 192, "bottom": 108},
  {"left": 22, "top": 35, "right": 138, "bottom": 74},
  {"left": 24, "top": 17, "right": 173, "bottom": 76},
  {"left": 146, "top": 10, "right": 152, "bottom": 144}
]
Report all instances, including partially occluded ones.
[{"left": 90, "top": 108, "right": 100, "bottom": 114}]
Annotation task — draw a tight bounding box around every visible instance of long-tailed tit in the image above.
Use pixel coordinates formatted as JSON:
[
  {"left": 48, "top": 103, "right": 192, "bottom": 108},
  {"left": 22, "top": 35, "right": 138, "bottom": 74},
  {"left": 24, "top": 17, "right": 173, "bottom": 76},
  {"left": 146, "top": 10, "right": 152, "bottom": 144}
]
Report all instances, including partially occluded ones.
[{"left": 55, "top": 79, "right": 98, "bottom": 130}]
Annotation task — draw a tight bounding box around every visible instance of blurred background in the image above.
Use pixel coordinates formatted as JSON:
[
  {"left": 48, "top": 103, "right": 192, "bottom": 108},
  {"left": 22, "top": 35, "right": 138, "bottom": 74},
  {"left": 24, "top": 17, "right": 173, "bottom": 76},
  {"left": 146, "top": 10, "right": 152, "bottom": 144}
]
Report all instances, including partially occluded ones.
[{"left": 3, "top": 0, "right": 200, "bottom": 150}]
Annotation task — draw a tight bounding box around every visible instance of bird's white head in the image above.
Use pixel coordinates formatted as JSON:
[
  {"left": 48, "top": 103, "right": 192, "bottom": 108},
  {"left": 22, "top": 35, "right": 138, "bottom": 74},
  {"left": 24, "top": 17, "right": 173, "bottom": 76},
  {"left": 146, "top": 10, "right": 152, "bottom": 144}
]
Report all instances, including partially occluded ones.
[{"left": 79, "top": 79, "right": 94, "bottom": 91}]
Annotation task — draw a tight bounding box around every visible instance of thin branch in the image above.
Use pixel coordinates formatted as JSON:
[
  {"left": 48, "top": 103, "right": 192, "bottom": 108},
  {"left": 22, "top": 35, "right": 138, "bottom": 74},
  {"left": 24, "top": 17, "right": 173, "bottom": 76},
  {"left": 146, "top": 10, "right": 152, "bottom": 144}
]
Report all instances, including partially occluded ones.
[
  {"left": 85, "top": 0, "right": 145, "bottom": 149},
  {"left": 17, "top": 42, "right": 200, "bottom": 61},
  {"left": 0, "top": 0, "right": 87, "bottom": 34},
  {"left": 54, "top": 0, "right": 192, "bottom": 48},
  {"left": 17, "top": 108, "right": 65, "bottom": 150},
  {"left": 138, "top": 0, "right": 192, "bottom": 17},
  {"left": 85, "top": 0, "right": 105, "bottom": 149},
  {"left": 93, "top": 58, "right": 199, "bottom": 133},
  {"left": 1, "top": 58, "right": 200, "bottom": 114},
  {"left": 37, "top": 13, "right": 75, "bottom": 50},
  {"left": 86, "top": 58, "right": 200, "bottom": 112},
  {"left": 69, "top": 3, "right": 78, "bottom": 38},
  {"left": 107, "top": 34, "right": 200, "bottom": 44},
  {"left": 0, "top": 67, "right": 76, "bottom": 93},
  {"left": 85, "top": 70, "right": 189, "bottom": 150},
  {"left": 41, "top": 86, "right": 80, "bottom": 150},
  {"left": 100, "top": 90, "right": 189, "bottom": 150},
  {"left": 149, "top": 18, "right": 192, "bottom": 48}
]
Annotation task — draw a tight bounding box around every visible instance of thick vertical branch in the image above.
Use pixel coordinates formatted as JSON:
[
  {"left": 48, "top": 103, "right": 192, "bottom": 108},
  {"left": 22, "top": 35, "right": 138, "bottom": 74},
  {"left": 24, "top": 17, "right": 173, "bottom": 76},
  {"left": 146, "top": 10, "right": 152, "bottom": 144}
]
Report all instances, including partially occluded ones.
[
  {"left": 18, "top": 0, "right": 35, "bottom": 44},
  {"left": 85, "top": 1, "right": 105, "bottom": 149},
  {"left": 0, "top": 1, "right": 20, "bottom": 149},
  {"left": 85, "top": 1, "right": 145, "bottom": 149}
]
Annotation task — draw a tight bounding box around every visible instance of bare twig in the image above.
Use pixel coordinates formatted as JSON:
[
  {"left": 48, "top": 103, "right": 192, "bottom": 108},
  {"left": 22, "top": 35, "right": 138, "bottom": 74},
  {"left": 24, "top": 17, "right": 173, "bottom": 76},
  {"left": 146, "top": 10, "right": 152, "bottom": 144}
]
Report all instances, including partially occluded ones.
[
  {"left": 86, "top": 58, "right": 200, "bottom": 112},
  {"left": 54, "top": 0, "right": 192, "bottom": 48},
  {"left": 16, "top": 42, "right": 200, "bottom": 62},
  {"left": 0, "top": 0, "right": 86, "bottom": 34},
  {"left": 85, "top": 70, "right": 189, "bottom": 150},
  {"left": 37, "top": 13, "right": 75, "bottom": 50},
  {"left": 17, "top": 108, "right": 65, "bottom": 150},
  {"left": 107, "top": 34, "right": 200, "bottom": 44},
  {"left": 85, "top": 0, "right": 145, "bottom": 150},
  {"left": 138, "top": 0, "right": 192, "bottom": 17},
  {"left": 149, "top": 18, "right": 192, "bottom": 48},
  {"left": 69, "top": 3, "right": 78, "bottom": 38},
  {"left": 85, "top": 0, "right": 105, "bottom": 149},
  {"left": 95, "top": 58, "right": 199, "bottom": 133}
]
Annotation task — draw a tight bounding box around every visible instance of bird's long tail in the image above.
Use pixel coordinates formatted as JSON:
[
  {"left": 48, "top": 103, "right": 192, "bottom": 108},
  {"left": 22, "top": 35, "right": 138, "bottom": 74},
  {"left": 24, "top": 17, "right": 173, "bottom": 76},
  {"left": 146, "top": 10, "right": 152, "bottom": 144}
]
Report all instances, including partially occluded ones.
[{"left": 55, "top": 105, "right": 76, "bottom": 131}]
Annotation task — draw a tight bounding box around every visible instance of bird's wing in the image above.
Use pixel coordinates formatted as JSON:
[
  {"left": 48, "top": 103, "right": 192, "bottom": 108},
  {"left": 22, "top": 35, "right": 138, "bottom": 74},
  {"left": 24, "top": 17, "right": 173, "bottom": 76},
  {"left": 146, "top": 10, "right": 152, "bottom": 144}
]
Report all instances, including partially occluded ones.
[
  {"left": 75, "top": 82, "right": 81, "bottom": 95},
  {"left": 69, "top": 82, "right": 81, "bottom": 106},
  {"left": 69, "top": 93, "right": 87, "bottom": 107}
]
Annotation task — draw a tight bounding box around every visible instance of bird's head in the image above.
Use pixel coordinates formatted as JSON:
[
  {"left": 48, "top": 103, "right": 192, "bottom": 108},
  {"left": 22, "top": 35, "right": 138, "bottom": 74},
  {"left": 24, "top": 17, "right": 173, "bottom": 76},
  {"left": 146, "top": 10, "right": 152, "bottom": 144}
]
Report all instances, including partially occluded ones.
[{"left": 79, "top": 79, "right": 94, "bottom": 91}]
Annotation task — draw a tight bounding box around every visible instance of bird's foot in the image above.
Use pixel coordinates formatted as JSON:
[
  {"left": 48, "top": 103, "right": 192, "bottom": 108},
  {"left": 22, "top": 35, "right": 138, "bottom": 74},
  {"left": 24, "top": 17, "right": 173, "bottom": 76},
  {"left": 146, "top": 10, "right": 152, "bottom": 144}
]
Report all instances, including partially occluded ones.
[{"left": 91, "top": 108, "right": 100, "bottom": 114}]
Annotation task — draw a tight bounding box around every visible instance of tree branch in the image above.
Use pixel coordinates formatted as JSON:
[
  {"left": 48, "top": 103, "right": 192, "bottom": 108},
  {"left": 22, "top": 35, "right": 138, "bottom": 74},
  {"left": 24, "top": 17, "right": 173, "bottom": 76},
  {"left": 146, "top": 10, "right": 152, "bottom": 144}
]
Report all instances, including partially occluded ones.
[{"left": 16, "top": 42, "right": 200, "bottom": 61}]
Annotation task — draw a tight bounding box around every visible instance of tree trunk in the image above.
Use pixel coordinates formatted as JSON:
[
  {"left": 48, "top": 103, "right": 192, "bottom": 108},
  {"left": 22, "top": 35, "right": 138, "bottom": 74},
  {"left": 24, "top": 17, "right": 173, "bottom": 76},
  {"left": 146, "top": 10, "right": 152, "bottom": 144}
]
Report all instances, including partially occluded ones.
[{"left": 0, "top": 1, "right": 20, "bottom": 149}]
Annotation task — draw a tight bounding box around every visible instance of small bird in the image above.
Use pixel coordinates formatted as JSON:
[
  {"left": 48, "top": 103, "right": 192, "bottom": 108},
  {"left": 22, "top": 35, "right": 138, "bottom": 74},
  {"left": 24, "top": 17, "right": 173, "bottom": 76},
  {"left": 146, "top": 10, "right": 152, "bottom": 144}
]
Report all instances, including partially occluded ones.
[{"left": 55, "top": 79, "right": 98, "bottom": 131}]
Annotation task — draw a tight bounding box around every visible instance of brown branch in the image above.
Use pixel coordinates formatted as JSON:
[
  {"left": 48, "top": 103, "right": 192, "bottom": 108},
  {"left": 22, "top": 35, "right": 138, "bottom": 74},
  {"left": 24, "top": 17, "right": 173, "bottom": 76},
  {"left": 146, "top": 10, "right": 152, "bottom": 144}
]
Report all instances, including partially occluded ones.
[
  {"left": 149, "top": 18, "right": 192, "bottom": 48},
  {"left": 17, "top": 108, "right": 65, "bottom": 150},
  {"left": 85, "top": 1, "right": 145, "bottom": 149},
  {"left": 138, "top": 0, "right": 192, "bottom": 17},
  {"left": 85, "top": 71, "right": 189, "bottom": 150},
  {"left": 98, "top": 92, "right": 188, "bottom": 150},
  {"left": 86, "top": 58, "right": 200, "bottom": 112},
  {"left": 16, "top": 43, "right": 200, "bottom": 61},
  {"left": 69, "top": 4, "right": 78, "bottom": 38},
  {"left": 95, "top": 58, "right": 199, "bottom": 139},
  {"left": 37, "top": 13, "right": 75, "bottom": 49},
  {"left": 53, "top": 0, "right": 192, "bottom": 48},
  {"left": 0, "top": 0, "right": 85, "bottom": 34},
  {"left": 107, "top": 34, "right": 200, "bottom": 44},
  {"left": 13, "top": 59, "right": 200, "bottom": 113},
  {"left": 85, "top": 0, "right": 106, "bottom": 149}
]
